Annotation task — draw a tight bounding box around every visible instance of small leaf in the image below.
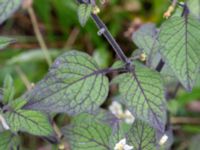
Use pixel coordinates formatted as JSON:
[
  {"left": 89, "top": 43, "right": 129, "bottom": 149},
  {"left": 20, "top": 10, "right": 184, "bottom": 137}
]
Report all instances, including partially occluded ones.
[
  {"left": 111, "top": 60, "right": 124, "bottom": 69},
  {"left": 132, "top": 23, "right": 160, "bottom": 67},
  {"left": 126, "top": 120, "right": 157, "bottom": 150},
  {"left": 159, "top": 15, "right": 200, "bottom": 90},
  {"left": 3, "top": 74, "right": 15, "bottom": 104},
  {"left": 8, "top": 98, "right": 27, "bottom": 110},
  {"left": 62, "top": 113, "right": 111, "bottom": 150},
  {"left": 112, "top": 64, "right": 166, "bottom": 132},
  {"left": 0, "top": 0, "right": 22, "bottom": 24},
  {"left": 78, "top": 4, "right": 92, "bottom": 27},
  {"left": 4, "top": 110, "right": 53, "bottom": 136},
  {"left": 0, "top": 131, "right": 19, "bottom": 149},
  {"left": 0, "top": 37, "right": 14, "bottom": 50},
  {"left": 23, "top": 51, "right": 109, "bottom": 115}
]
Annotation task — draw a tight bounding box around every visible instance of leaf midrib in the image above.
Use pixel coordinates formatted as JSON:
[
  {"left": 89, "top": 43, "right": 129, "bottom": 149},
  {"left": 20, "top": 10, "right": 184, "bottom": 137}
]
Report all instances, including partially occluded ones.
[
  {"left": 24, "top": 68, "right": 107, "bottom": 108},
  {"left": 131, "top": 71, "right": 163, "bottom": 131}
]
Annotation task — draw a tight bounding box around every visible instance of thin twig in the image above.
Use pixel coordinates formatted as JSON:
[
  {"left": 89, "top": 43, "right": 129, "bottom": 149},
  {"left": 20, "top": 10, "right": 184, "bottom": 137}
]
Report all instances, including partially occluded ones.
[
  {"left": 64, "top": 28, "right": 80, "bottom": 48},
  {"left": 27, "top": 7, "right": 52, "bottom": 66},
  {"left": 90, "top": 14, "right": 129, "bottom": 64},
  {"left": 171, "top": 117, "right": 200, "bottom": 125},
  {"left": 76, "top": 0, "right": 129, "bottom": 65},
  {"left": 15, "top": 66, "right": 32, "bottom": 91}
]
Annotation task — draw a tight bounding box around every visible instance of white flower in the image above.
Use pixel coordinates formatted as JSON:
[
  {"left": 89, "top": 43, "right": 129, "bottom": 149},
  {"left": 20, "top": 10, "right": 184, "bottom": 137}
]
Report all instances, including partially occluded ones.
[
  {"left": 159, "top": 134, "right": 168, "bottom": 145},
  {"left": 0, "top": 114, "right": 10, "bottom": 130},
  {"left": 109, "top": 101, "right": 135, "bottom": 124},
  {"left": 109, "top": 101, "right": 124, "bottom": 119},
  {"left": 124, "top": 110, "right": 135, "bottom": 124},
  {"left": 114, "top": 138, "right": 133, "bottom": 150}
]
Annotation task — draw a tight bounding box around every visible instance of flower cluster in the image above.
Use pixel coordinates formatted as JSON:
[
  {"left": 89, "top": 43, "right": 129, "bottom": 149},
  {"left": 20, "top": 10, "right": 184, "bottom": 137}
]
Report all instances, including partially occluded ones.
[{"left": 109, "top": 101, "right": 135, "bottom": 124}]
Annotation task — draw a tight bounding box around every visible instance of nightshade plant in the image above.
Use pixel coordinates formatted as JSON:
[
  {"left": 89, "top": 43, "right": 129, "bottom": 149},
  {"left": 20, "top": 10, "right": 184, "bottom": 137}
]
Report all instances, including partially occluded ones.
[{"left": 0, "top": 0, "right": 200, "bottom": 149}]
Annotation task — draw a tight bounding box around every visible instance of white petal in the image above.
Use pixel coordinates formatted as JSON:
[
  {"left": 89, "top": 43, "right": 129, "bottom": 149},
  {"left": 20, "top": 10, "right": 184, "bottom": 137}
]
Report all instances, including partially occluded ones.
[
  {"left": 114, "top": 145, "right": 118, "bottom": 150},
  {"left": 124, "top": 110, "right": 135, "bottom": 124},
  {"left": 124, "top": 144, "right": 134, "bottom": 150},
  {"left": 124, "top": 118, "right": 135, "bottom": 124},
  {"left": 111, "top": 101, "right": 123, "bottom": 111},
  {"left": 119, "top": 138, "right": 126, "bottom": 145},
  {"left": 0, "top": 115, "right": 10, "bottom": 130},
  {"left": 159, "top": 134, "right": 168, "bottom": 145},
  {"left": 114, "top": 142, "right": 123, "bottom": 150},
  {"left": 109, "top": 101, "right": 123, "bottom": 117}
]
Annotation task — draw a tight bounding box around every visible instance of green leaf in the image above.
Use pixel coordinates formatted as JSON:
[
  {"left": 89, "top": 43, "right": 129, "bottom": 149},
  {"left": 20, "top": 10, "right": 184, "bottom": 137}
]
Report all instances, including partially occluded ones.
[
  {"left": 188, "top": 0, "right": 200, "bottom": 19},
  {"left": 78, "top": 4, "right": 92, "bottom": 27},
  {"left": 159, "top": 15, "right": 200, "bottom": 90},
  {"left": 132, "top": 25, "right": 178, "bottom": 85},
  {"left": 62, "top": 114, "right": 111, "bottom": 150},
  {"left": 126, "top": 120, "right": 157, "bottom": 150},
  {"left": 23, "top": 51, "right": 109, "bottom": 115},
  {"left": 93, "top": 48, "right": 111, "bottom": 68},
  {"left": 111, "top": 60, "right": 124, "bottom": 69},
  {"left": 0, "top": 0, "right": 22, "bottom": 24},
  {"left": 132, "top": 23, "right": 160, "bottom": 67},
  {"left": 8, "top": 98, "right": 27, "bottom": 110},
  {"left": 3, "top": 74, "right": 15, "bottom": 104},
  {"left": 0, "top": 37, "right": 14, "bottom": 50},
  {"left": 0, "top": 131, "right": 19, "bottom": 149},
  {"left": 109, "top": 121, "right": 132, "bottom": 149},
  {"left": 4, "top": 110, "right": 53, "bottom": 136},
  {"left": 112, "top": 64, "right": 166, "bottom": 132}
]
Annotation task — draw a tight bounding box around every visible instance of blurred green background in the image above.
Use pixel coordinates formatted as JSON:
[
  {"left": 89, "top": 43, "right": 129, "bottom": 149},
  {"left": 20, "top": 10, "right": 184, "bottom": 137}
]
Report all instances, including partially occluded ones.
[{"left": 0, "top": 0, "right": 200, "bottom": 149}]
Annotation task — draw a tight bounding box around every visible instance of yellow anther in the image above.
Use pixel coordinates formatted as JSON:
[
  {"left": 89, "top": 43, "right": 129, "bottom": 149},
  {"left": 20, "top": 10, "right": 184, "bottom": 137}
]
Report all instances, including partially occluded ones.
[
  {"left": 58, "top": 144, "right": 65, "bottom": 150},
  {"left": 118, "top": 113, "right": 126, "bottom": 119},
  {"left": 140, "top": 53, "right": 147, "bottom": 62},
  {"left": 93, "top": 6, "right": 100, "bottom": 14}
]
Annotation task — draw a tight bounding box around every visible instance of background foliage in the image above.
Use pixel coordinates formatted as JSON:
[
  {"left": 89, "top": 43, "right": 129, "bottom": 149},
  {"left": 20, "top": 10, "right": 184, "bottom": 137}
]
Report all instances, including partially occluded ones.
[{"left": 0, "top": 0, "right": 200, "bottom": 149}]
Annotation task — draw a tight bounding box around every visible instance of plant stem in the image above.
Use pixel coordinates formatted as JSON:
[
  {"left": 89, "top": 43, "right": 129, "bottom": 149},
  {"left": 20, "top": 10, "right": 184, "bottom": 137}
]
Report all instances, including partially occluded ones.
[
  {"left": 27, "top": 7, "right": 52, "bottom": 66},
  {"left": 90, "top": 14, "right": 129, "bottom": 64},
  {"left": 156, "top": 59, "right": 165, "bottom": 72},
  {"left": 76, "top": 0, "right": 129, "bottom": 64},
  {"left": 15, "top": 66, "right": 32, "bottom": 91},
  {"left": 171, "top": 83, "right": 181, "bottom": 98}
]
